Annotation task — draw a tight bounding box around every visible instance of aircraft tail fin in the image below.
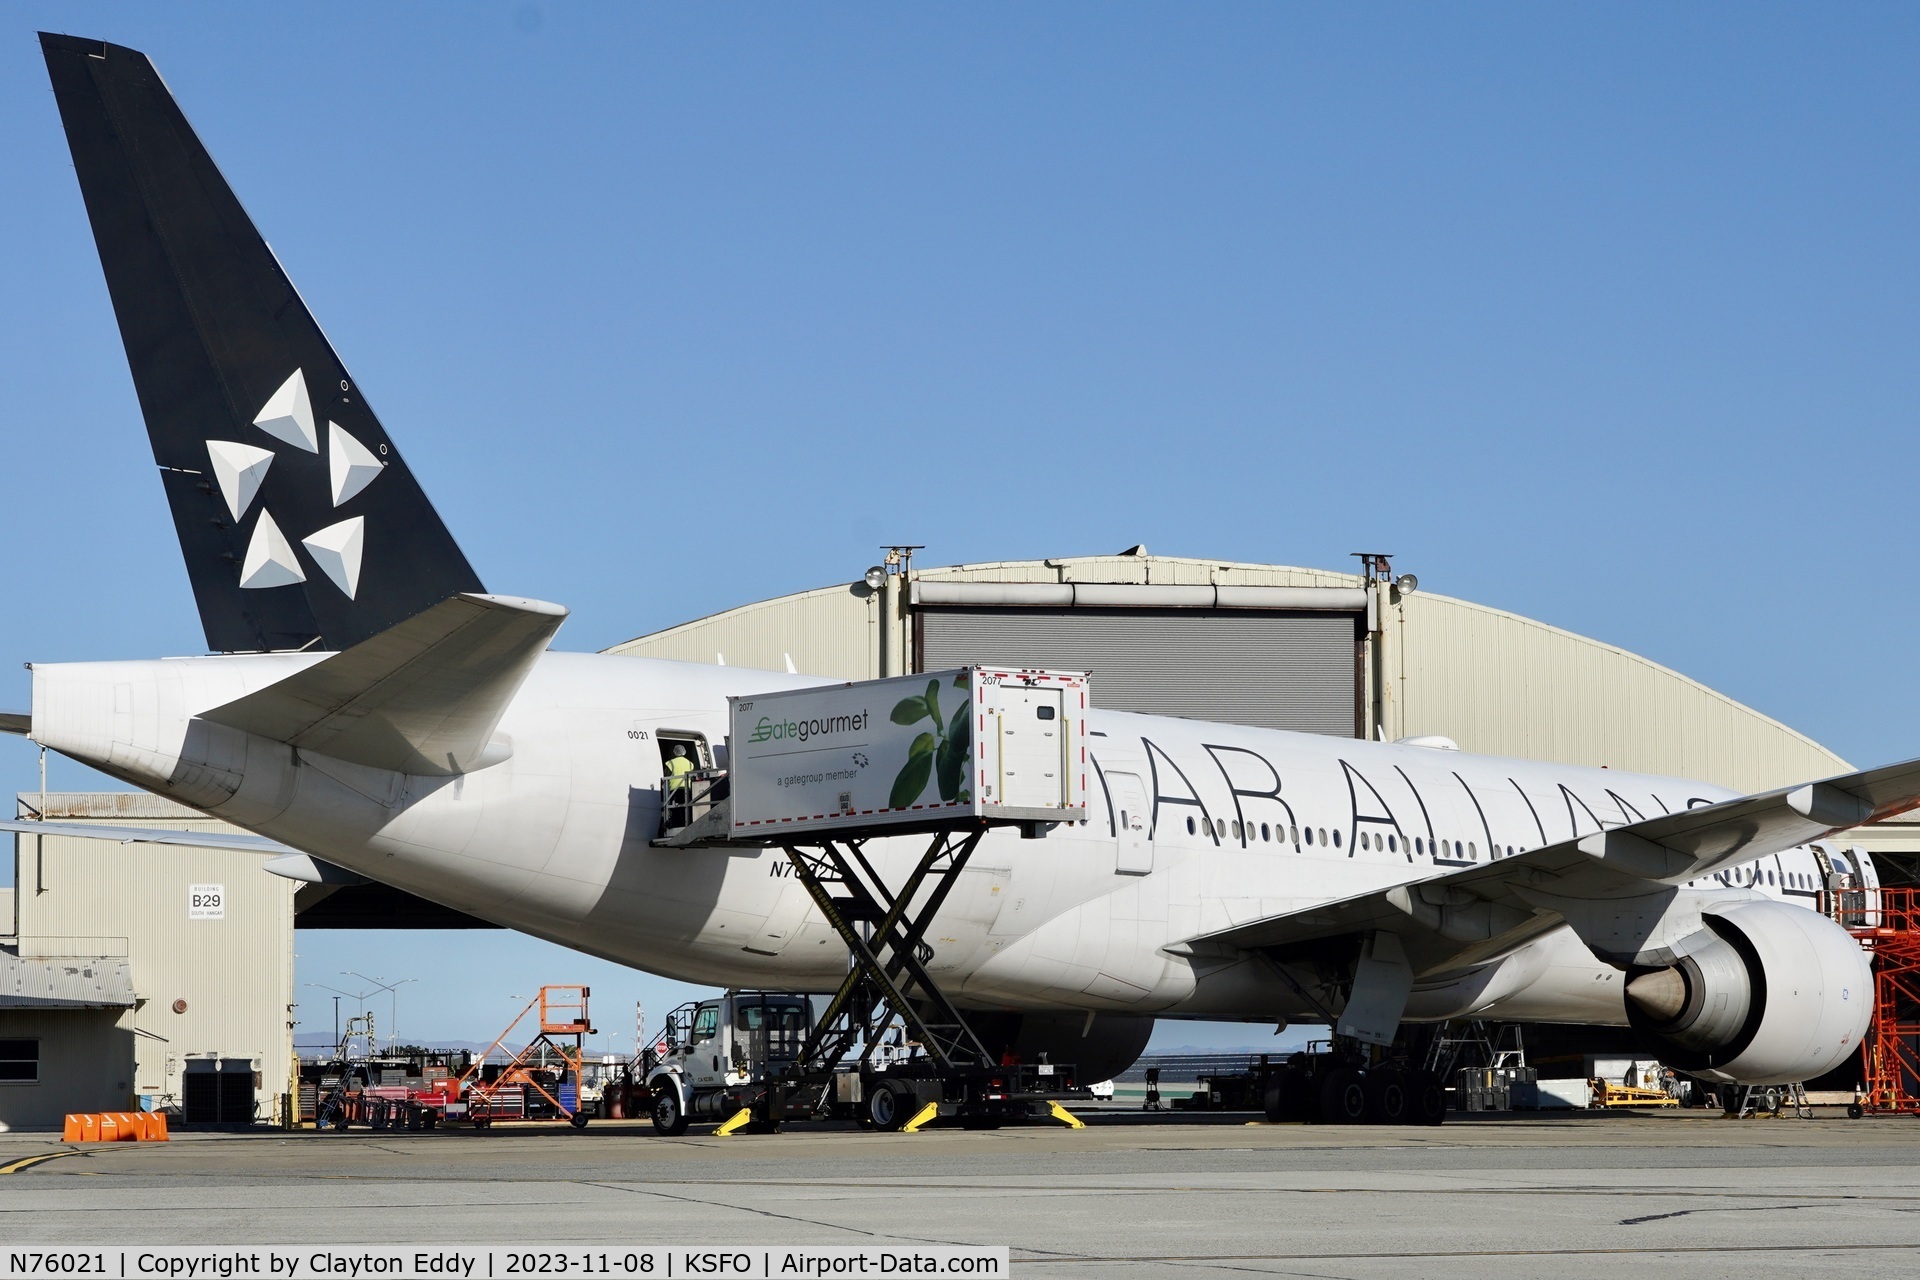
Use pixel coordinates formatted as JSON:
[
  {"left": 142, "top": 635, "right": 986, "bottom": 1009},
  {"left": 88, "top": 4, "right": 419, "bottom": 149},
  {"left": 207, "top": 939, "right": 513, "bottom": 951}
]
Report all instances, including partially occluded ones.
[
  {"left": 198, "top": 593, "right": 566, "bottom": 775},
  {"left": 40, "top": 33, "right": 483, "bottom": 654}
]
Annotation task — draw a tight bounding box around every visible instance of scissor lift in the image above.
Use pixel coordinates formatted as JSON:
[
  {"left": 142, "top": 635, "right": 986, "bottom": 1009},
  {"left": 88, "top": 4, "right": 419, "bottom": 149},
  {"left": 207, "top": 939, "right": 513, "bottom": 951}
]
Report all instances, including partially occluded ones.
[
  {"left": 657, "top": 814, "right": 1084, "bottom": 1131},
  {"left": 652, "top": 666, "right": 1093, "bottom": 1132}
]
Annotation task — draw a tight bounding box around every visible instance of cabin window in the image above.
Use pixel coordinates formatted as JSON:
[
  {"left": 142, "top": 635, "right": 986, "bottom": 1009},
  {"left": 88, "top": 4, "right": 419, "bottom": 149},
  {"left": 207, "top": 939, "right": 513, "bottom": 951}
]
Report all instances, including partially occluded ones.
[
  {"left": 1261, "top": 823, "right": 1271, "bottom": 842},
  {"left": 1216, "top": 819, "right": 1227, "bottom": 839},
  {"left": 1304, "top": 828, "right": 1314, "bottom": 846},
  {"left": 1414, "top": 837, "right": 1424, "bottom": 856},
  {"left": 1186, "top": 816, "right": 1196, "bottom": 835},
  {"left": 1388, "top": 834, "right": 1397, "bottom": 853},
  {"left": 1232, "top": 821, "right": 1242, "bottom": 840},
  {"left": 1468, "top": 842, "right": 1477, "bottom": 859},
  {"left": 1332, "top": 830, "right": 1342, "bottom": 848}
]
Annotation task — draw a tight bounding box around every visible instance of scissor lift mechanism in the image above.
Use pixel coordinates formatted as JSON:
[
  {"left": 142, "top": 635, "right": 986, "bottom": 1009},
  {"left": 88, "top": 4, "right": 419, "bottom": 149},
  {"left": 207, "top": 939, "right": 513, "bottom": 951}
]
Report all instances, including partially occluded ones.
[{"left": 659, "top": 808, "right": 1083, "bottom": 1131}]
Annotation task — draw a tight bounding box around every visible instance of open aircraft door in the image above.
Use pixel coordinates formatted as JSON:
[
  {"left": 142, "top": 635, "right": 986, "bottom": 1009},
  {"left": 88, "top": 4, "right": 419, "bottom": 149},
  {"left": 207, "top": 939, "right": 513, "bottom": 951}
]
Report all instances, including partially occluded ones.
[{"left": 1106, "top": 771, "right": 1154, "bottom": 875}]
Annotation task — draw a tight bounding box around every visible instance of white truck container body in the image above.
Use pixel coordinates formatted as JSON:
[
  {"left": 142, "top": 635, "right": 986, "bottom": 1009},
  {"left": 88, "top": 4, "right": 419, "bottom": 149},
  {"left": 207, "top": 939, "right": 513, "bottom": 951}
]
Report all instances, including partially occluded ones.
[{"left": 728, "top": 667, "right": 1088, "bottom": 837}]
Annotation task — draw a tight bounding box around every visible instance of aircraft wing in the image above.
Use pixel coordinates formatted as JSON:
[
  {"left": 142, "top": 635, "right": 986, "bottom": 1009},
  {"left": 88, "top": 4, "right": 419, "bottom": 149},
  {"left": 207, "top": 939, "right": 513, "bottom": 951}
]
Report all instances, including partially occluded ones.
[
  {"left": 0, "top": 818, "right": 296, "bottom": 853},
  {"left": 1191, "top": 755, "right": 1920, "bottom": 977}
]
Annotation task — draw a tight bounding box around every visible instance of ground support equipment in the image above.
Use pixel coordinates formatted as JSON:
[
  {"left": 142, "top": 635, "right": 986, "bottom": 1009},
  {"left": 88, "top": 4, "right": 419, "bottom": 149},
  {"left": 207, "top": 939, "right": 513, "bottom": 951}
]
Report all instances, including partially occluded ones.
[
  {"left": 311, "top": 1013, "right": 378, "bottom": 1130},
  {"left": 761, "top": 827, "right": 1085, "bottom": 1131},
  {"left": 1845, "top": 886, "right": 1920, "bottom": 1118},
  {"left": 455, "top": 985, "right": 594, "bottom": 1129},
  {"left": 1594, "top": 1079, "right": 1679, "bottom": 1108}
]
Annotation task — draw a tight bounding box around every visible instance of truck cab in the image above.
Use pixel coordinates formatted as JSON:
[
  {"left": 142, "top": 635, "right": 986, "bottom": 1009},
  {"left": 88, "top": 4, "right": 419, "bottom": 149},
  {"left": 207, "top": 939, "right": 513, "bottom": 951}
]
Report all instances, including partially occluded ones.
[{"left": 644, "top": 991, "right": 812, "bottom": 1133}]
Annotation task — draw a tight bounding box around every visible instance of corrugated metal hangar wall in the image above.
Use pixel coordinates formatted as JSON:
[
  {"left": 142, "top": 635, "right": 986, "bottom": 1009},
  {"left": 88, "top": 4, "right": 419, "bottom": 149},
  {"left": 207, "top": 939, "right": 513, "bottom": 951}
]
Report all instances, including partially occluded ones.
[{"left": 610, "top": 552, "right": 1850, "bottom": 798}]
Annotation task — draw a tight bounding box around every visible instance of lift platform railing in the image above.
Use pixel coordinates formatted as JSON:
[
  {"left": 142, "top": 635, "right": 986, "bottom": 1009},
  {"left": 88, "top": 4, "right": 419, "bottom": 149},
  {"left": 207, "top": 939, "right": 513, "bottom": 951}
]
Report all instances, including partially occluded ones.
[
  {"left": 1847, "top": 886, "right": 1920, "bottom": 1117},
  {"left": 662, "top": 770, "right": 727, "bottom": 834},
  {"left": 458, "top": 985, "right": 594, "bottom": 1124}
]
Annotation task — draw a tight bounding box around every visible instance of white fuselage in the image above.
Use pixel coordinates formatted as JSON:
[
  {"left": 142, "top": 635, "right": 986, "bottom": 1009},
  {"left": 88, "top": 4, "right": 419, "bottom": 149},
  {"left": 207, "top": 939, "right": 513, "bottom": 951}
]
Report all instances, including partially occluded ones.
[{"left": 28, "top": 649, "right": 1853, "bottom": 1027}]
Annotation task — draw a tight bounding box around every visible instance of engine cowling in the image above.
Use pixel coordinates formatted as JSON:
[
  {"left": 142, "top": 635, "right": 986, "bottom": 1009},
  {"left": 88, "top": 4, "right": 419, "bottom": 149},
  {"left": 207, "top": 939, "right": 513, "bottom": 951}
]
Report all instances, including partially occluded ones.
[
  {"left": 964, "top": 1011, "right": 1154, "bottom": 1083},
  {"left": 1623, "top": 898, "right": 1871, "bottom": 1085}
]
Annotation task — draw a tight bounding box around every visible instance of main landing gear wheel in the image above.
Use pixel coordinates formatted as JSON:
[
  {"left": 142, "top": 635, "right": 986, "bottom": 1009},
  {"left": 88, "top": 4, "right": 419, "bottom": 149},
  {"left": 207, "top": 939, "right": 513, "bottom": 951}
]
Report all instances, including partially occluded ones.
[
  {"left": 1409, "top": 1071, "right": 1447, "bottom": 1126},
  {"left": 1263, "top": 1070, "right": 1312, "bottom": 1122},
  {"left": 651, "top": 1087, "right": 689, "bottom": 1136},
  {"left": 867, "top": 1082, "right": 910, "bottom": 1132},
  {"left": 1365, "top": 1069, "right": 1410, "bottom": 1125},
  {"left": 1318, "top": 1068, "right": 1368, "bottom": 1124}
]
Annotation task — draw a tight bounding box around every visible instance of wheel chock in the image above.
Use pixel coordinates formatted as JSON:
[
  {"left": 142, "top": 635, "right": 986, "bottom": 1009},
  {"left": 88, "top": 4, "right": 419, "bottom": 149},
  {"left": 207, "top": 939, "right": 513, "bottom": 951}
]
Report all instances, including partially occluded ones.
[
  {"left": 1047, "top": 1101, "right": 1085, "bottom": 1129},
  {"left": 902, "top": 1102, "right": 941, "bottom": 1133},
  {"left": 714, "top": 1108, "right": 754, "bottom": 1137}
]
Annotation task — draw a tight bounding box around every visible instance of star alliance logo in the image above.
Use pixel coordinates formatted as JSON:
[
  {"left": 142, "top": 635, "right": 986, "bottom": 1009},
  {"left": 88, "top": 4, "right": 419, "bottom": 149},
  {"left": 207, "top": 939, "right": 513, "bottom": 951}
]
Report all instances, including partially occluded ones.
[{"left": 208, "top": 368, "right": 386, "bottom": 598}]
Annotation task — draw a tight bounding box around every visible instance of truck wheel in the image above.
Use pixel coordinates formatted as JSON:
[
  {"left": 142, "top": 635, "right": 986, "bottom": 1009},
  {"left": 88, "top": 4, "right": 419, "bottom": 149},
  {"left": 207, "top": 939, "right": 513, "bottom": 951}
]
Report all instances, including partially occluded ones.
[
  {"left": 868, "top": 1083, "right": 909, "bottom": 1132},
  {"left": 651, "top": 1087, "right": 689, "bottom": 1136},
  {"left": 1410, "top": 1072, "right": 1447, "bottom": 1126},
  {"left": 1366, "top": 1069, "right": 1410, "bottom": 1125},
  {"left": 1262, "top": 1075, "right": 1287, "bottom": 1122},
  {"left": 1318, "top": 1069, "right": 1368, "bottom": 1124},
  {"left": 569, "top": 1111, "right": 590, "bottom": 1130}
]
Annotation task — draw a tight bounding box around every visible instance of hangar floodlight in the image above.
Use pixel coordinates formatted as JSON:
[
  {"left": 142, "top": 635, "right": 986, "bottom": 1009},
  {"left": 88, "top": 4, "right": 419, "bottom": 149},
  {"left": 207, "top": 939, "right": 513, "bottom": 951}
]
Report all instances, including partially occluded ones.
[
  {"left": 864, "top": 566, "right": 888, "bottom": 591},
  {"left": 1395, "top": 574, "right": 1419, "bottom": 596}
]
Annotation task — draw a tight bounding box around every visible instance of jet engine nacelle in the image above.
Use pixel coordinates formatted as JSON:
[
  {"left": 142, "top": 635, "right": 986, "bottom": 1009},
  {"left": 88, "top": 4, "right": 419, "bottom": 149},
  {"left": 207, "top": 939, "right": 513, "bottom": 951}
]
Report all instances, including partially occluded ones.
[
  {"left": 1623, "top": 899, "right": 1871, "bottom": 1085},
  {"left": 965, "top": 1011, "right": 1154, "bottom": 1084}
]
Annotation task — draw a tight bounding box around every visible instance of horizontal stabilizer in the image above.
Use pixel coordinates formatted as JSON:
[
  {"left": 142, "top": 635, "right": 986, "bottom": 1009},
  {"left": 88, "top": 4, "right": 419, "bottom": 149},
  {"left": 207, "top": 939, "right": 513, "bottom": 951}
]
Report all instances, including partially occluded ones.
[
  {"left": 0, "top": 818, "right": 294, "bottom": 854},
  {"left": 0, "top": 711, "right": 28, "bottom": 736},
  {"left": 197, "top": 593, "right": 567, "bottom": 776},
  {"left": 261, "top": 853, "right": 369, "bottom": 885}
]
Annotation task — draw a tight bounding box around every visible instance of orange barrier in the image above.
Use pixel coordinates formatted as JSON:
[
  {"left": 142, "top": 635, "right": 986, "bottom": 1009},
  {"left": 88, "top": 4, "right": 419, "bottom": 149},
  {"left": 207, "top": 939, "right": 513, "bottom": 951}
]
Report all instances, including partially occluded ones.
[{"left": 61, "top": 1111, "right": 170, "bottom": 1143}]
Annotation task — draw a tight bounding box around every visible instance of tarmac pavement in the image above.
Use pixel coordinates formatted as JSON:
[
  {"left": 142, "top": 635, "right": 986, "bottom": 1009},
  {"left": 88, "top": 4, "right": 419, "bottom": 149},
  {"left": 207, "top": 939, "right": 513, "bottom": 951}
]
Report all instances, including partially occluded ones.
[{"left": 0, "top": 1109, "right": 1915, "bottom": 1278}]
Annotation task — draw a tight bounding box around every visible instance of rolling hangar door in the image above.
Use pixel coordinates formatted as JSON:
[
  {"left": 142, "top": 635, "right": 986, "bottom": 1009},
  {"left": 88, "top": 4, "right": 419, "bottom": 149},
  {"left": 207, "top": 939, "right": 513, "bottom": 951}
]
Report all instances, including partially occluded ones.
[{"left": 911, "top": 581, "right": 1371, "bottom": 736}]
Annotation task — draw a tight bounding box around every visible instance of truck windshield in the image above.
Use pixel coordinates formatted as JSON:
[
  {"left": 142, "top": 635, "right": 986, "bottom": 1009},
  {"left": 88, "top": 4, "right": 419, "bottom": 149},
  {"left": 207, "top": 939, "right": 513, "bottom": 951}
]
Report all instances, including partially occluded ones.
[
  {"left": 690, "top": 1005, "right": 719, "bottom": 1043},
  {"left": 736, "top": 1003, "right": 808, "bottom": 1032}
]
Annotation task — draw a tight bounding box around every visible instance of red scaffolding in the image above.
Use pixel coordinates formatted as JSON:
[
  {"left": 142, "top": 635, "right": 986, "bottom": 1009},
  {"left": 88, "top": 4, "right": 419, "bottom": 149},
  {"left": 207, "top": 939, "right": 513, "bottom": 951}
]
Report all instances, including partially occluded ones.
[{"left": 1844, "top": 886, "right": 1920, "bottom": 1117}]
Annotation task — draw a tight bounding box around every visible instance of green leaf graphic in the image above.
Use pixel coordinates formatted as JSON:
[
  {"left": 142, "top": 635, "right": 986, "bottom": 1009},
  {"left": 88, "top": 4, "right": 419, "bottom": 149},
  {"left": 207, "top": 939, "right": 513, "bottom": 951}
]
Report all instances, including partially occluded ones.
[
  {"left": 924, "top": 680, "right": 942, "bottom": 729},
  {"left": 937, "top": 702, "right": 972, "bottom": 802},
  {"left": 891, "top": 696, "right": 928, "bottom": 725},
  {"left": 891, "top": 751, "right": 933, "bottom": 808},
  {"left": 909, "top": 732, "right": 936, "bottom": 758}
]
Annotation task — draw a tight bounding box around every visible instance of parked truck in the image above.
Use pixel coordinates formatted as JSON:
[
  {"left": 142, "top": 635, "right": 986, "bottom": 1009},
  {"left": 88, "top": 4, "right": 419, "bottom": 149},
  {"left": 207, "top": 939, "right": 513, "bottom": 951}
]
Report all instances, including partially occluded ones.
[{"left": 641, "top": 990, "right": 1079, "bottom": 1133}]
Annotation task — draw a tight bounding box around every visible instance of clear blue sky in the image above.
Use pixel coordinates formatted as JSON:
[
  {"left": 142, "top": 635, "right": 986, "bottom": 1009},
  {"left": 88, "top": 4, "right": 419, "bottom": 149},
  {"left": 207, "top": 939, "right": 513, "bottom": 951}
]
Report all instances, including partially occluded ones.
[{"left": 5, "top": 3, "right": 1919, "bottom": 1051}]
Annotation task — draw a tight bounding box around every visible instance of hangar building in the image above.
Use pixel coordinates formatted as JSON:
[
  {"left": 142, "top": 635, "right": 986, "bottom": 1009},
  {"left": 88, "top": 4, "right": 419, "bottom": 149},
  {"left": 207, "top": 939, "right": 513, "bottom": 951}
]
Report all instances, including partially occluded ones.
[{"left": 612, "top": 551, "right": 1851, "bottom": 796}]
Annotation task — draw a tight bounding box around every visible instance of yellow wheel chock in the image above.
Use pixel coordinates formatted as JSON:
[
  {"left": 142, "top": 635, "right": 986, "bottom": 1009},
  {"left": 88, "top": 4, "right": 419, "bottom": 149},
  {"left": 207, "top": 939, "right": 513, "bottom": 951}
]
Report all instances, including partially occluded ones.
[
  {"left": 902, "top": 1101, "right": 941, "bottom": 1133},
  {"left": 715, "top": 1107, "right": 754, "bottom": 1137},
  {"left": 1047, "top": 1101, "right": 1085, "bottom": 1129}
]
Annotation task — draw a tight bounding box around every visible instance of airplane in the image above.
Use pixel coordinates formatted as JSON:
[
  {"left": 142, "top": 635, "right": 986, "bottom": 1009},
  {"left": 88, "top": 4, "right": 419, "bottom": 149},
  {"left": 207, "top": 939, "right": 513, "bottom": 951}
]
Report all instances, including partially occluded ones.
[{"left": 6, "top": 33, "right": 1906, "bottom": 1117}]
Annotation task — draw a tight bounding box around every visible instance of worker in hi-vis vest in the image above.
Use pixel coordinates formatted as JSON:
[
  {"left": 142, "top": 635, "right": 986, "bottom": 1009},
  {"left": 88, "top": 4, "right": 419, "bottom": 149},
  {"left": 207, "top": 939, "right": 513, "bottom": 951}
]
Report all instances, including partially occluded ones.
[{"left": 664, "top": 744, "right": 695, "bottom": 825}]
